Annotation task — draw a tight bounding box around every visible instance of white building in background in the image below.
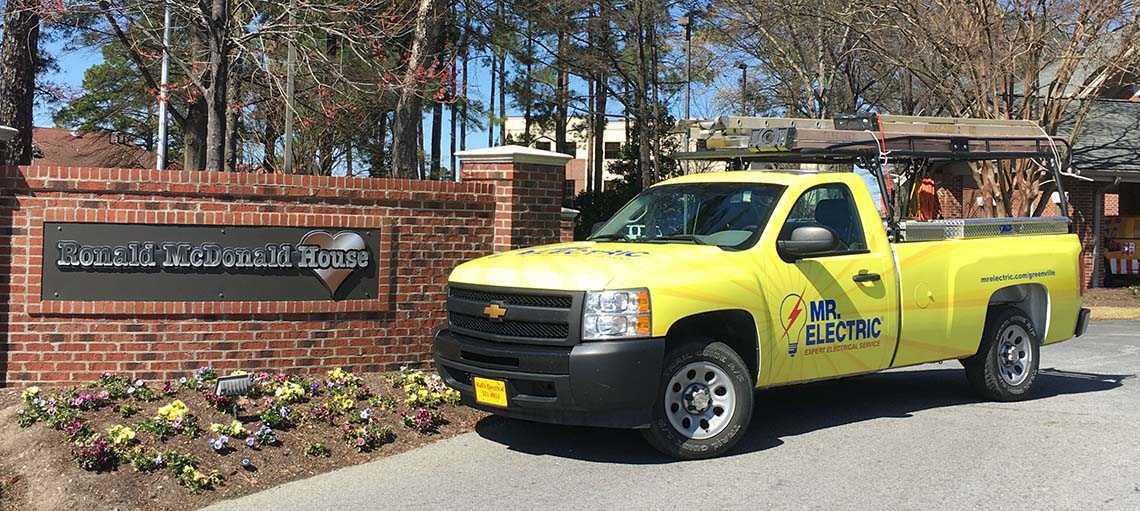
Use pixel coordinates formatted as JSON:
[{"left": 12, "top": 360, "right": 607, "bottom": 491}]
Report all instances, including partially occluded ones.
[
  {"left": 504, "top": 116, "right": 729, "bottom": 195},
  {"left": 503, "top": 116, "right": 633, "bottom": 194}
]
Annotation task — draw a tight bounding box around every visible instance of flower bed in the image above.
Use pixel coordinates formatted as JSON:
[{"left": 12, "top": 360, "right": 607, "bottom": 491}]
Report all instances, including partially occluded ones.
[{"left": 0, "top": 367, "right": 484, "bottom": 510}]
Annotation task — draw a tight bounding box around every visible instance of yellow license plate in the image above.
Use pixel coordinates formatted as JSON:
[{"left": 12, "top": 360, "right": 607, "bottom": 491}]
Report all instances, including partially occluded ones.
[{"left": 473, "top": 377, "right": 508, "bottom": 407}]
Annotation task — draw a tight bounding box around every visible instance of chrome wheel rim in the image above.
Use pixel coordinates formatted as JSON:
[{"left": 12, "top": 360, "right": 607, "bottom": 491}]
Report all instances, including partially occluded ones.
[
  {"left": 997, "top": 324, "right": 1033, "bottom": 386},
  {"left": 665, "top": 361, "right": 736, "bottom": 440}
]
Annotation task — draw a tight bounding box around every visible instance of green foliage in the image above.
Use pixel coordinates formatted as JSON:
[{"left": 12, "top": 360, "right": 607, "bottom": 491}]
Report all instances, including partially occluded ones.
[
  {"left": 571, "top": 111, "right": 682, "bottom": 240},
  {"left": 168, "top": 453, "right": 221, "bottom": 493},
  {"left": 401, "top": 408, "right": 444, "bottom": 434},
  {"left": 72, "top": 436, "right": 118, "bottom": 472},
  {"left": 51, "top": 41, "right": 177, "bottom": 154},
  {"left": 374, "top": 396, "right": 398, "bottom": 413},
  {"left": 114, "top": 403, "right": 139, "bottom": 418},
  {"left": 258, "top": 406, "right": 293, "bottom": 430},
  {"left": 134, "top": 415, "right": 200, "bottom": 441},
  {"left": 306, "top": 441, "right": 331, "bottom": 457},
  {"left": 343, "top": 423, "right": 395, "bottom": 453},
  {"left": 124, "top": 448, "right": 165, "bottom": 473}
]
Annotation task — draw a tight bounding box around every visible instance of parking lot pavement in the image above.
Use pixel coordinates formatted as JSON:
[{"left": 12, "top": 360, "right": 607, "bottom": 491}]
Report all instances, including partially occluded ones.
[{"left": 204, "top": 321, "right": 1140, "bottom": 511}]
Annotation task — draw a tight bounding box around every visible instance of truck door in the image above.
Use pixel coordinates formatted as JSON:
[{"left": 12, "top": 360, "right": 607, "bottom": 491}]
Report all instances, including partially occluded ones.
[{"left": 761, "top": 182, "right": 900, "bottom": 385}]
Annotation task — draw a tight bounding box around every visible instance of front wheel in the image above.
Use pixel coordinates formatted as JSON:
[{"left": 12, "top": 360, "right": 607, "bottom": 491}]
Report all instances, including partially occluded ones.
[
  {"left": 963, "top": 307, "right": 1041, "bottom": 401},
  {"left": 641, "top": 340, "right": 753, "bottom": 460}
]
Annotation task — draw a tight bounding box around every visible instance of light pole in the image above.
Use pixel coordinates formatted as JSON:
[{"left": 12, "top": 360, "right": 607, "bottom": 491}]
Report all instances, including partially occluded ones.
[
  {"left": 283, "top": 0, "right": 298, "bottom": 173},
  {"left": 678, "top": 13, "right": 693, "bottom": 167},
  {"left": 157, "top": 0, "right": 172, "bottom": 170},
  {"left": 736, "top": 62, "right": 748, "bottom": 115}
]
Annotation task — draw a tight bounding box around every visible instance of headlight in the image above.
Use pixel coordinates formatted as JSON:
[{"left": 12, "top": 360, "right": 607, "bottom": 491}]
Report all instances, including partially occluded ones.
[{"left": 583, "top": 289, "right": 651, "bottom": 340}]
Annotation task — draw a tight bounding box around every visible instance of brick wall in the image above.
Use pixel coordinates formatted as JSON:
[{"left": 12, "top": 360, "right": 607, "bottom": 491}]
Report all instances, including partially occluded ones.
[
  {"left": 458, "top": 146, "right": 571, "bottom": 252},
  {"left": 1065, "top": 179, "right": 1099, "bottom": 290},
  {"left": 936, "top": 174, "right": 964, "bottom": 219},
  {"left": 1, "top": 151, "right": 571, "bottom": 386},
  {"left": 1105, "top": 193, "right": 1120, "bottom": 216}
]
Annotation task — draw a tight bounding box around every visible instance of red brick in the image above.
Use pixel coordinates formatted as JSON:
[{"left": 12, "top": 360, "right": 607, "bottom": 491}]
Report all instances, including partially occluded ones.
[{"left": 1, "top": 161, "right": 562, "bottom": 386}]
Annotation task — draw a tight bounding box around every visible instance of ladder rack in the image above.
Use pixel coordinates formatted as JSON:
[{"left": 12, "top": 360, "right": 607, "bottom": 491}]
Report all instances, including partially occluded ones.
[{"left": 673, "top": 113, "right": 1066, "bottom": 163}]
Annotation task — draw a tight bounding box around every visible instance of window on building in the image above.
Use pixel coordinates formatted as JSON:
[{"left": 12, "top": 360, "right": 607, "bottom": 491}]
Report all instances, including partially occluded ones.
[
  {"left": 534, "top": 141, "right": 551, "bottom": 151},
  {"left": 560, "top": 143, "right": 577, "bottom": 158},
  {"left": 604, "top": 142, "right": 621, "bottom": 160}
]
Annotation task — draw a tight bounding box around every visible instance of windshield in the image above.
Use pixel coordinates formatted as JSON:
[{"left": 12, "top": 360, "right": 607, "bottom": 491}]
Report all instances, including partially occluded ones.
[{"left": 589, "top": 183, "right": 784, "bottom": 248}]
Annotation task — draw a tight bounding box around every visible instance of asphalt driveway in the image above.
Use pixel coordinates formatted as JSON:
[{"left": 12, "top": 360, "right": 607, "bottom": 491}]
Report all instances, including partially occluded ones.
[{"left": 204, "top": 321, "right": 1140, "bottom": 511}]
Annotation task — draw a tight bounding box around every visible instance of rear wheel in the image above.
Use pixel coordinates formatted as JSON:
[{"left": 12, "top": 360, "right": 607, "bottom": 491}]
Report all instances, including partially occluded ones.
[
  {"left": 641, "top": 340, "right": 753, "bottom": 460},
  {"left": 963, "top": 307, "right": 1040, "bottom": 401}
]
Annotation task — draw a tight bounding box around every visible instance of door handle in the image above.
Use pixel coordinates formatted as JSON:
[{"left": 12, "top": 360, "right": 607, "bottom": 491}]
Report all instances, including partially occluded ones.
[{"left": 852, "top": 272, "right": 881, "bottom": 283}]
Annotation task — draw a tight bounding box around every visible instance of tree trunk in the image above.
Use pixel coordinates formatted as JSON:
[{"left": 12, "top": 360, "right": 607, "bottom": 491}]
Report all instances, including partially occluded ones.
[
  {"left": 593, "top": 74, "right": 607, "bottom": 192},
  {"left": 184, "top": 100, "right": 208, "bottom": 170},
  {"left": 431, "top": 101, "right": 443, "bottom": 177},
  {"left": 203, "top": 0, "right": 231, "bottom": 172},
  {"left": 261, "top": 114, "right": 279, "bottom": 173},
  {"left": 488, "top": 51, "right": 496, "bottom": 147},
  {"left": 498, "top": 52, "right": 507, "bottom": 146},
  {"left": 417, "top": 119, "right": 425, "bottom": 179},
  {"left": 649, "top": 15, "right": 661, "bottom": 182},
  {"left": 223, "top": 59, "right": 242, "bottom": 172},
  {"left": 343, "top": 143, "right": 351, "bottom": 176},
  {"left": 460, "top": 45, "right": 468, "bottom": 153},
  {"left": 449, "top": 101, "right": 457, "bottom": 179},
  {"left": 392, "top": 0, "right": 440, "bottom": 178},
  {"left": 370, "top": 110, "right": 388, "bottom": 177},
  {"left": 0, "top": 0, "right": 39, "bottom": 165},
  {"left": 319, "top": 132, "right": 335, "bottom": 175},
  {"left": 555, "top": 31, "right": 569, "bottom": 155},
  {"left": 635, "top": 9, "right": 652, "bottom": 189}
]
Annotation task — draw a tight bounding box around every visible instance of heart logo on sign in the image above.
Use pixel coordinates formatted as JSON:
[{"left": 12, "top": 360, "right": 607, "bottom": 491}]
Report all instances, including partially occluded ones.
[{"left": 299, "top": 230, "right": 369, "bottom": 296}]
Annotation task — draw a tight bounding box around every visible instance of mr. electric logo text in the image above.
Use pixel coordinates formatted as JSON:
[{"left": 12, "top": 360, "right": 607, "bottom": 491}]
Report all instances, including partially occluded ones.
[{"left": 779, "top": 292, "right": 882, "bottom": 357}]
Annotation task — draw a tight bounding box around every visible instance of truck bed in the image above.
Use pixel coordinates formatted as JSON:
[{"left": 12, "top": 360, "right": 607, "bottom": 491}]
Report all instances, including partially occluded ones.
[{"left": 891, "top": 232, "right": 1082, "bottom": 368}]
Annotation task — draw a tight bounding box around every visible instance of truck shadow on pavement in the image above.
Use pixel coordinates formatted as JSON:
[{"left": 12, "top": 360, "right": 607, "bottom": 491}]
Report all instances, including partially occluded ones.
[{"left": 473, "top": 366, "right": 1132, "bottom": 464}]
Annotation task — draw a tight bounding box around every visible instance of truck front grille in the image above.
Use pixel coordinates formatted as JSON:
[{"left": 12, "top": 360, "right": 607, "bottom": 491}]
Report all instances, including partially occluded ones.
[
  {"left": 448, "top": 287, "right": 573, "bottom": 309},
  {"left": 448, "top": 312, "right": 570, "bottom": 339},
  {"left": 446, "top": 285, "right": 582, "bottom": 346}
]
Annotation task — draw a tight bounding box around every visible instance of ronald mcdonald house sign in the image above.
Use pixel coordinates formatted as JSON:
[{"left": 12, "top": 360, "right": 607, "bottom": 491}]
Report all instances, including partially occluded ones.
[{"left": 42, "top": 223, "right": 379, "bottom": 301}]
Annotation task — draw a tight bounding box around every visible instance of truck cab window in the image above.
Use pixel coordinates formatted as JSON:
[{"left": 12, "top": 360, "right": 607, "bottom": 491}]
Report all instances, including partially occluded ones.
[
  {"left": 780, "top": 184, "right": 867, "bottom": 253},
  {"left": 590, "top": 183, "right": 784, "bottom": 249}
]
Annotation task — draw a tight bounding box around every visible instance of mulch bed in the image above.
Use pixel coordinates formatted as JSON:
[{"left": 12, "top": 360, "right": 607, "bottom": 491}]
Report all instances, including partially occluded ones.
[
  {"left": 1083, "top": 287, "right": 1140, "bottom": 308},
  {"left": 0, "top": 369, "right": 485, "bottom": 511}
]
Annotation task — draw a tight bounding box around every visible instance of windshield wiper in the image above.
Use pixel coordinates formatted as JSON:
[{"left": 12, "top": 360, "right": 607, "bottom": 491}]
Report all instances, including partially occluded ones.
[
  {"left": 642, "top": 234, "right": 707, "bottom": 245},
  {"left": 589, "top": 233, "right": 629, "bottom": 242}
]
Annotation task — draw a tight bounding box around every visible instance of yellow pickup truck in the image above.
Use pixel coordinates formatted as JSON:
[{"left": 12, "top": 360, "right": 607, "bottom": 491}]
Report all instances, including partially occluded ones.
[{"left": 434, "top": 114, "right": 1090, "bottom": 459}]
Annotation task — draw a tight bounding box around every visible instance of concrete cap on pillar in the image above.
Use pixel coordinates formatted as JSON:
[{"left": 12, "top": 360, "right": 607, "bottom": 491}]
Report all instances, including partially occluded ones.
[
  {"left": 455, "top": 145, "right": 573, "bottom": 166},
  {"left": 0, "top": 125, "right": 18, "bottom": 142}
]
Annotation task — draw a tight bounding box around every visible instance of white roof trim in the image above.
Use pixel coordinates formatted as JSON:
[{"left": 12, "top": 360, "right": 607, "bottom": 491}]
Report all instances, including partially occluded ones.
[{"left": 455, "top": 145, "right": 573, "bottom": 166}]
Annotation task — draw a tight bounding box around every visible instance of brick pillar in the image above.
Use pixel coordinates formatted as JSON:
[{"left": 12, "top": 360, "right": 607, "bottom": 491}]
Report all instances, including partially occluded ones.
[
  {"left": 560, "top": 207, "right": 580, "bottom": 242},
  {"left": 456, "top": 145, "right": 572, "bottom": 252},
  {"left": 1065, "top": 178, "right": 1099, "bottom": 291}
]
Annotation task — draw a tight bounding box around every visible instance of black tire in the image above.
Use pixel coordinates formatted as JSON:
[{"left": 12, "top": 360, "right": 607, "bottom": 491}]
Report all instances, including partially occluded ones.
[
  {"left": 962, "top": 307, "right": 1041, "bottom": 401},
  {"left": 641, "top": 340, "right": 754, "bottom": 460}
]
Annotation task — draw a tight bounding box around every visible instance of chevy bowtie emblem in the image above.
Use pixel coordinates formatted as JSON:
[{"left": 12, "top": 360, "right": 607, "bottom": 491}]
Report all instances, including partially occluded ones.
[{"left": 483, "top": 302, "right": 508, "bottom": 321}]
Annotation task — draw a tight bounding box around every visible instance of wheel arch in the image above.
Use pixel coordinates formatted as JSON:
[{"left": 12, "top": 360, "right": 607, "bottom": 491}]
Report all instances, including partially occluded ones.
[
  {"left": 664, "top": 309, "right": 760, "bottom": 384},
  {"left": 986, "top": 283, "right": 1049, "bottom": 340}
]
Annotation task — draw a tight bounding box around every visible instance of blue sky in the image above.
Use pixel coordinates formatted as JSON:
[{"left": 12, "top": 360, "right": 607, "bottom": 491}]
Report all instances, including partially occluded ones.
[{"left": 36, "top": 33, "right": 720, "bottom": 174}]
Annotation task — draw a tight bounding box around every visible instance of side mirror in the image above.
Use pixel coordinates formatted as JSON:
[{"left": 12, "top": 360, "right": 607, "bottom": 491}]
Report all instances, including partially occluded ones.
[
  {"left": 778, "top": 226, "right": 837, "bottom": 258},
  {"left": 591, "top": 221, "right": 607, "bottom": 235}
]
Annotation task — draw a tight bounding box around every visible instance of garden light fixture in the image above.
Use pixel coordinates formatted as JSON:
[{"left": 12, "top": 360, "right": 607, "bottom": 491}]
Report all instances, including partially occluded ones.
[{"left": 214, "top": 374, "right": 253, "bottom": 419}]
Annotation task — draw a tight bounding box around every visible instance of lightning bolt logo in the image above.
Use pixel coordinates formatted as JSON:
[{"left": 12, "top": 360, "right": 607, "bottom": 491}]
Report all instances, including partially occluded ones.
[
  {"left": 780, "top": 289, "right": 806, "bottom": 341},
  {"left": 780, "top": 288, "right": 808, "bottom": 357}
]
